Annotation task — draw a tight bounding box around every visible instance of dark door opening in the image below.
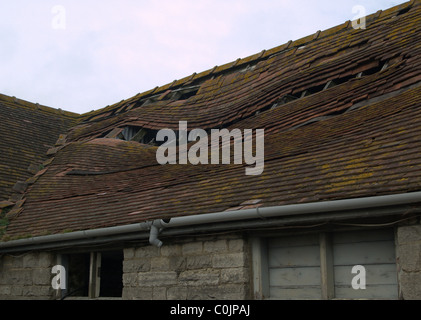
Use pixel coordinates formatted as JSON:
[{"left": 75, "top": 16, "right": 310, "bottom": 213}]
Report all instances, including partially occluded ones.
[{"left": 99, "top": 250, "right": 123, "bottom": 298}]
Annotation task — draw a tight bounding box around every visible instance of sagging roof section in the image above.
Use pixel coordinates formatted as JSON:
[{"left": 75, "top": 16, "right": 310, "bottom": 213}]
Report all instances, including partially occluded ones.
[
  {"left": 1, "top": 0, "right": 421, "bottom": 240},
  {"left": 0, "top": 94, "right": 79, "bottom": 202}
]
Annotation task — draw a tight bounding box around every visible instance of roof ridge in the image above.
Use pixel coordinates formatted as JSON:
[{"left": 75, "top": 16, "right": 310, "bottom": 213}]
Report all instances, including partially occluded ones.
[
  {"left": 0, "top": 93, "right": 80, "bottom": 118},
  {"left": 82, "top": 0, "right": 417, "bottom": 118}
]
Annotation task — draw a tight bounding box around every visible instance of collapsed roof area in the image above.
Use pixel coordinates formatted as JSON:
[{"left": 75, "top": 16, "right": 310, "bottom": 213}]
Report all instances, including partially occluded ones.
[{"left": 1, "top": 1, "right": 421, "bottom": 241}]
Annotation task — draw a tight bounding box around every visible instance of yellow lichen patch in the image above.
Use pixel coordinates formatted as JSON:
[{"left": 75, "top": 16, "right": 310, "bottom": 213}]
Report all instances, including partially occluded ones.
[{"left": 321, "top": 163, "right": 331, "bottom": 171}]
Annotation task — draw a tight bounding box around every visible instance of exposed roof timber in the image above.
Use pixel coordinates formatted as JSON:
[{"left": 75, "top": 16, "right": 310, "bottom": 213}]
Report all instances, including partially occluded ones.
[{"left": 290, "top": 80, "right": 421, "bottom": 130}]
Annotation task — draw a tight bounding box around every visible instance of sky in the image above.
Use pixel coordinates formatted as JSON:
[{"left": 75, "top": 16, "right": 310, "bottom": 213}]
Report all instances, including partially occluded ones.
[{"left": 0, "top": 0, "right": 407, "bottom": 114}]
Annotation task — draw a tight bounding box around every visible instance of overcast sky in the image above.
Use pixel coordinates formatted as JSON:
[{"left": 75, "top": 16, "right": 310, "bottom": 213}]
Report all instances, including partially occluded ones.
[{"left": 0, "top": 0, "right": 406, "bottom": 114}]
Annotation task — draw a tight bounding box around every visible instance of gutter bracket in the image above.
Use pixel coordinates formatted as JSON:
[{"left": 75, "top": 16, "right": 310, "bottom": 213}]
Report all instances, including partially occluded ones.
[{"left": 256, "top": 207, "right": 266, "bottom": 220}]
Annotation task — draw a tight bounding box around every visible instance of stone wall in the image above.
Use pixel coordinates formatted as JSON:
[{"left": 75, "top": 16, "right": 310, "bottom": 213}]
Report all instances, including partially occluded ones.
[
  {"left": 396, "top": 224, "right": 421, "bottom": 300},
  {"left": 122, "top": 234, "right": 251, "bottom": 300},
  {"left": 1, "top": 224, "right": 418, "bottom": 300},
  {"left": 0, "top": 252, "right": 56, "bottom": 299}
]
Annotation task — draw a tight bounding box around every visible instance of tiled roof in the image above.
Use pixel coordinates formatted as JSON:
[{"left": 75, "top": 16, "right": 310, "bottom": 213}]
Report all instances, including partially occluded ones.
[
  {"left": 0, "top": 94, "right": 78, "bottom": 205},
  {"left": 2, "top": 0, "right": 421, "bottom": 239}
]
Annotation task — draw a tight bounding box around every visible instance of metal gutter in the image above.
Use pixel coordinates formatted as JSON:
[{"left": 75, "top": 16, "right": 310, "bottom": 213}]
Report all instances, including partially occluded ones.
[
  {"left": 1, "top": 191, "right": 421, "bottom": 252},
  {"left": 149, "top": 191, "right": 421, "bottom": 246}
]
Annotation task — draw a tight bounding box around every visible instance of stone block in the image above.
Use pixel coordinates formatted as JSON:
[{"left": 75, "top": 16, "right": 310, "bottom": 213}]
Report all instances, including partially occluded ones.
[
  {"left": 33, "top": 268, "right": 51, "bottom": 285},
  {"left": 153, "top": 287, "right": 167, "bottom": 299},
  {"left": 220, "top": 268, "right": 249, "bottom": 284},
  {"left": 397, "top": 225, "right": 421, "bottom": 244},
  {"left": 9, "top": 269, "right": 33, "bottom": 285},
  {"left": 186, "top": 255, "right": 212, "bottom": 270},
  {"left": 12, "top": 256, "right": 23, "bottom": 268},
  {"left": 178, "top": 269, "right": 220, "bottom": 286},
  {"left": 160, "top": 244, "right": 182, "bottom": 257},
  {"left": 22, "top": 285, "right": 52, "bottom": 297},
  {"left": 123, "top": 258, "right": 150, "bottom": 273},
  {"left": 23, "top": 253, "right": 38, "bottom": 268},
  {"left": 123, "top": 286, "right": 153, "bottom": 300},
  {"left": 167, "top": 286, "right": 188, "bottom": 300},
  {"left": 203, "top": 240, "right": 227, "bottom": 253},
  {"left": 0, "top": 285, "right": 11, "bottom": 296},
  {"left": 400, "top": 272, "right": 421, "bottom": 300},
  {"left": 0, "top": 275, "right": 6, "bottom": 286},
  {"left": 123, "top": 273, "right": 137, "bottom": 286},
  {"left": 124, "top": 248, "right": 135, "bottom": 259},
  {"left": 137, "top": 272, "right": 178, "bottom": 287},
  {"left": 151, "top": 256, "right": 170, "bottom": 271},
  {"left": 2, "top": 255, "right": 13, "bottom": 268},
  {"left": 11, "top": 285, "right": 24, "bottom": 296},
  {"left": 228, "top": 239, "right": 245, "bottom": 252},
  {"left": 169, "top": 256, "right": 186, "bottom": 272},
  {"left": 39, "top": 252, "right": 54, "bottom": 268},
  {"left": 135, "top": 245, "right": 160, "bottom": 258},
  {"left": 212, "top": 253, "right": 245, "bottom": 269},
  {"left": 397, "top": 243, "right": 421, "bottom": 272},
  {"left": 182, "top": 242, "right": 203, "bottom": 256},
  {"left": 187, "top": 284, "right": 248, "bottom": 300},
  {"left": 151, "top": 256, "right": 186, "bottom": 272}
]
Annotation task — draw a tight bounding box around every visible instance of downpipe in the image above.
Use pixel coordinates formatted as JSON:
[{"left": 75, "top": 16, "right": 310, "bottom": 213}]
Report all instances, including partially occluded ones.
[{"left": 148, "top": 219, "right": 171, "bottom": 247}]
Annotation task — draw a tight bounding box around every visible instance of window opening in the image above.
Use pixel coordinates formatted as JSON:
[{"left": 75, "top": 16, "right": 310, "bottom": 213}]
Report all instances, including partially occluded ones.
[
  {"left": 66, "top": 253, "right": 90, "bottom": 298},
  {"left": 61, "top": 250, "right": 123, "bottom": 299}
]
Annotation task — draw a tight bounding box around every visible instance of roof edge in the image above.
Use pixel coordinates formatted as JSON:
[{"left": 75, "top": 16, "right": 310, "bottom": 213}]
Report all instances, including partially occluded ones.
[
  {"left": 1, "top": 191, "right": 420, "bottom": 253},
  {"left": 0, "top": 93, "right": 80, "bottom": 118}
]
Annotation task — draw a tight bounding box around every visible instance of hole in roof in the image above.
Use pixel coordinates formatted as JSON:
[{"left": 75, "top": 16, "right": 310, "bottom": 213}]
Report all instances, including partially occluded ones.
[
  {"left": 240, "top": 65, "right": 256, "bottom": 73},
  {"left": 140, "top": 95, "right": 159, "bottom": 107},
  {"left": 263, "top": 59, "right": 387, "bottom": 113},
  {"left": 174, "top": 86, "right": 200, "bottom": 100},
  {"left": 178, "top": 89, "right": 199, "bottom": 100},
  {"left": 361, "top": 63, "right": 385, "bottom": 76},
  {"left": 396, "top": 7, "right": 411, "bottom": 16},
  {"left": 120, "top": 126, "right": 157, "bottom": 145},
  {"left": 101, "top": 126, "right": 158, "bottom": 145},
  {"left": 138, "top": 86, "right": 201, "bottom": 107}
]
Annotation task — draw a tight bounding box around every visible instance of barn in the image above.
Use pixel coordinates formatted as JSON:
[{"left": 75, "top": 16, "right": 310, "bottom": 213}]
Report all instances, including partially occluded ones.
[{"left": 1, "top": 0, "right": 421, "bottom": 300}]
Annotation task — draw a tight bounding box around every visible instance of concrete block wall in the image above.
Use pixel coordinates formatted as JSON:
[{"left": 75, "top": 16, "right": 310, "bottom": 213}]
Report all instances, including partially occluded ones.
[
  {"left": 122, "top": 234, "right": 251, "bottom": 300},
  {"left": 396, "top": 224, "right": 421, "bottom": 300},
  {"left": 0, "top": 252, "right": 56, "bottom": 299}
]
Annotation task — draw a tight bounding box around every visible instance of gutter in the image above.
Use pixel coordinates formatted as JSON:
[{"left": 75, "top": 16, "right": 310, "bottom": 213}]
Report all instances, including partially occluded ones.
[
  {"left": 149, "top": 191, "right": 421, "bottom": 246},
  {"left": 1, "top": 191, "right": 421, "bottom": 252}
]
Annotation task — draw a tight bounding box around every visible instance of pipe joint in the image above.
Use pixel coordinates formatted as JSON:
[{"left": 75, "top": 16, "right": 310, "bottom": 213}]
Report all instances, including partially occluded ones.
[{"left": 149, "top": 219, "right": 171, "bottom": 247}]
